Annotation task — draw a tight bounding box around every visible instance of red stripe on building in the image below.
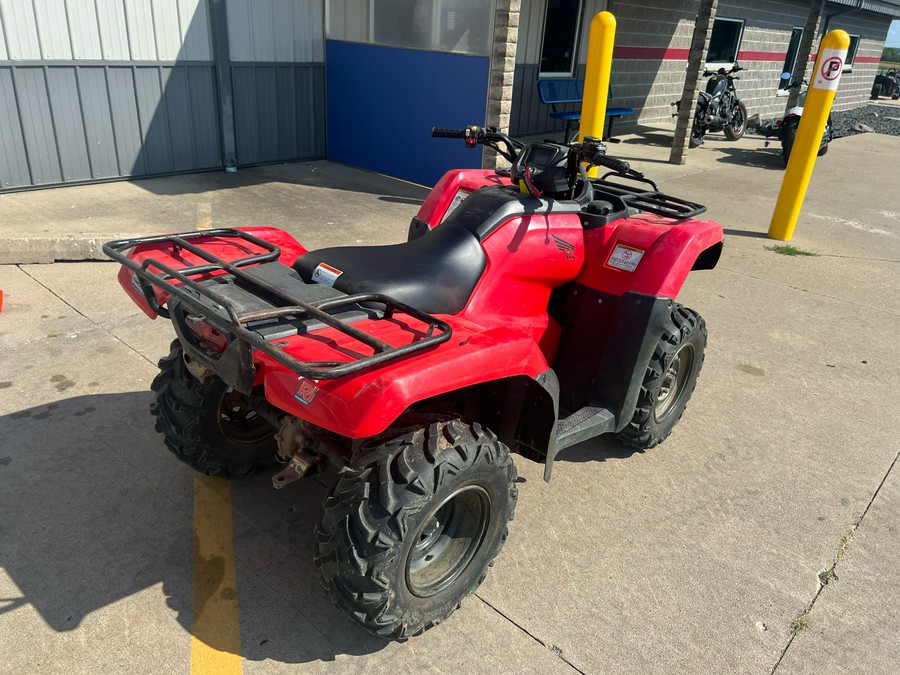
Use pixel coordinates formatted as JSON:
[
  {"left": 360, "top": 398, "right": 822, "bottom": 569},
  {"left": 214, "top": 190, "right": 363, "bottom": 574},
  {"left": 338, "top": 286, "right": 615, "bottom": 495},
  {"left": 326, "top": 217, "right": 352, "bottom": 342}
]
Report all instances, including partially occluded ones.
[
  {"left": 737, "top": 51, "right": 788, "bottom": 62},
  {"left": 614, "top": 47, "right": 882, "bottom": 65},
  {"left": 613, "top": 46, "right": 690, "bottom": 60}
]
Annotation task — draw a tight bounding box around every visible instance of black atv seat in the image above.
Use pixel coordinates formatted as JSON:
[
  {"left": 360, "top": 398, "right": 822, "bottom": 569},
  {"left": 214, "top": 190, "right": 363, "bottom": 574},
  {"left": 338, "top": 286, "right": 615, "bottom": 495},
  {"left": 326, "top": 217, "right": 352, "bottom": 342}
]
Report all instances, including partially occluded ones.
[{"left": 293, "top": 223, "right": 487, "bottom": 315}]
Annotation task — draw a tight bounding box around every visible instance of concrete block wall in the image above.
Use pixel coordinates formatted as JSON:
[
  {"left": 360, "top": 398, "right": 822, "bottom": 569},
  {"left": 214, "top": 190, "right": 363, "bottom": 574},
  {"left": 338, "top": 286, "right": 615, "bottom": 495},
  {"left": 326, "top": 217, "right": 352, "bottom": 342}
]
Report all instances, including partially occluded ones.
[
  {"left": 609, "top": 0, "right": 698, "bottom": 124},
  {"left": 829, "top": 10, "right": 891, "bottom": 111},
  {"left": 510, "top": 0, "right": 897, "bottom": 136},
  {"left": 715, "top": 0, "right": 811, "bottom": 121}
]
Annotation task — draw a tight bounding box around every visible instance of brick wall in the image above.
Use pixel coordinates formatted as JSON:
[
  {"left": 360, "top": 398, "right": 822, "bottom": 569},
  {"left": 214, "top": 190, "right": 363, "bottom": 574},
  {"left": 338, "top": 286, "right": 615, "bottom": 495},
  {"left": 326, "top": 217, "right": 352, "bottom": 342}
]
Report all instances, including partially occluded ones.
[{"left": 510, "top": 0, "right": 897, "bottom": 136}]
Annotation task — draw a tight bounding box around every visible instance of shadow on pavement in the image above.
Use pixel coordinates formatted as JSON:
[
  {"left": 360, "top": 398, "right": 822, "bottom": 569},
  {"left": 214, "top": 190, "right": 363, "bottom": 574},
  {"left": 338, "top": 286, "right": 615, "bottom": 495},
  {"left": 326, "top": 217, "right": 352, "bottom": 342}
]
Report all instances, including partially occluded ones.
[
  {"left": 724, "top": 228, "right": 770, "bottom": 239},
  {"left": 0, "top": 393, "right": 387, "bottom": 664},
  {"left": 712, "top": 146, "right": 785, "bottom": 170},
  {"left": 131, "top": 161, "right": 430, "bottom": 200},
  {"left": 554, "top": 434, "right": 642, "bottom": 465}
]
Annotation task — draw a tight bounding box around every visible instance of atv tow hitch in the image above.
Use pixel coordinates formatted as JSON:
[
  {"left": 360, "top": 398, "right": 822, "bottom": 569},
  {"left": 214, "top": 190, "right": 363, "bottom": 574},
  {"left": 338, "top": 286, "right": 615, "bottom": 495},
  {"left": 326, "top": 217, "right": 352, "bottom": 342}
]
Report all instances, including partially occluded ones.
[{"left": 272, "top": 450, "right": 317, "bottom": 489}]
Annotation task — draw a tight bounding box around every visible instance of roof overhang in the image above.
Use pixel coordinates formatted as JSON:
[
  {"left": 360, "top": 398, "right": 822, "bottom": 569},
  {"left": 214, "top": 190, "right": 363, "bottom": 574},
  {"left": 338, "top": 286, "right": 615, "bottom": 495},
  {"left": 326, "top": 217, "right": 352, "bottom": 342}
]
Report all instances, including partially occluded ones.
[{"left": 828, "top": 0, "right": 900, "bottom": 19}]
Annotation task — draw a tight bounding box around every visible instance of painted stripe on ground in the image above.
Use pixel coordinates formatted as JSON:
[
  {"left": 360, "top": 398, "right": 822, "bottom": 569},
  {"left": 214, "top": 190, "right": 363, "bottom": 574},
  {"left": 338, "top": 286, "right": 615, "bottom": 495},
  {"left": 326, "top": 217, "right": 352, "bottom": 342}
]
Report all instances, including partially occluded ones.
[{"left": 191, "top": 475, "right": 242, "bottom": 675}]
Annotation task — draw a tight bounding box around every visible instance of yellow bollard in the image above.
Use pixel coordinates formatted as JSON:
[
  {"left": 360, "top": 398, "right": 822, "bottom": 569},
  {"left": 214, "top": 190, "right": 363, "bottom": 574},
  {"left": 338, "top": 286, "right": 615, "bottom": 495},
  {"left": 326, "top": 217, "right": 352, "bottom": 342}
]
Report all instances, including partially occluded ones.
[
  {"left": 768, "top": 30, "right": 850, "bottom": 241},
  {"left": 580, "top": 11, "right": 617, "bottom": 178}
]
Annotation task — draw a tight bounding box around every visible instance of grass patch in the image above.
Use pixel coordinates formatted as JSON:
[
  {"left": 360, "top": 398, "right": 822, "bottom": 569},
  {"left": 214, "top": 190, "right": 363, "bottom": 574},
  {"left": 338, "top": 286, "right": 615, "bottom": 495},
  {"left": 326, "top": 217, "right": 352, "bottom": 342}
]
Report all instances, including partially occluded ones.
[
  {"left": 792, "top": 611, "right": 810, "bottom": 632},
  {"left": 46, "top": 332, "right": 60, "bottom": 339},
  {"left": 766, "top": 244, "right": 819, "bottom": 257}
]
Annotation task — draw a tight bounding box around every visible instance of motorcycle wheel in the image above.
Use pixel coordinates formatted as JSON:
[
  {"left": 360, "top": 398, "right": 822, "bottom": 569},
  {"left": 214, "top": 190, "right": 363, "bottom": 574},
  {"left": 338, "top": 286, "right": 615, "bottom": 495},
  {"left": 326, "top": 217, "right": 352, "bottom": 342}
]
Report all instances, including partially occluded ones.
[
  {"left": 723, "top": 100, "right": 748, "bottom": 141},
  {"left": 781, "top": 121, "right": 797, "bottom": 167},
  {"left": 689, "top": 111, "right": 705, "bottom": 148}
]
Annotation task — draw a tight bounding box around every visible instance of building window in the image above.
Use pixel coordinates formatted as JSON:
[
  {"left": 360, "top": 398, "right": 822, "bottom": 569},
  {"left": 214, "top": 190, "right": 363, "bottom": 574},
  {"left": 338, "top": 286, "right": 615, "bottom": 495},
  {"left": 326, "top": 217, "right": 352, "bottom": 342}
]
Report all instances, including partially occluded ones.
[
  {"left": 844, "top": 34, "right": 861, "bottom": 71},
  {"left": 539, "top": 0, "right": 583, "bottom": 76},
  {"left": 706, "top": 17, "right": 745, "bottom": 68},
  {"left": 326, "top": 0, "right": 493, "bottom": 57},
  {"left": 779, "top": 27, "right": 803, "bottom": 90}
]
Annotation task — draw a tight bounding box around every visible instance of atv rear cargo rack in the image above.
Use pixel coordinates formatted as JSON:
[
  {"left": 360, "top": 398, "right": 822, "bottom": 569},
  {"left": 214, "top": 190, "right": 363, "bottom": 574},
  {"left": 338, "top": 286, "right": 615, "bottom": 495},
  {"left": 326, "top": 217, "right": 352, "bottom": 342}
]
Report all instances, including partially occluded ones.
[
  {"left": 593, "top": 173, "right": 706, "bottom": 220},
  {"left": 103, "top": 229, "right": 452, "bottom": 390}
]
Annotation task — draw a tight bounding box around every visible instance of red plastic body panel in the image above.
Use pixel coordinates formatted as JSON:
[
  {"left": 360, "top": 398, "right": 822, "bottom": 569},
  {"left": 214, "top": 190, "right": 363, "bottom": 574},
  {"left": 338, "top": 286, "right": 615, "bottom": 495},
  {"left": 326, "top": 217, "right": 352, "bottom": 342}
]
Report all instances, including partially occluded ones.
[
  {"left": 416, "top": 169, "right": 513, "bottom": 226},
  {"left": 116, "top": 170, "right": 723, "bottom": 441},
  {"left": 258, "top": 316, "right": 550, "bottom": 438},
  {"left": 575, "top": 213, "right": 723, "bottom": 298}
]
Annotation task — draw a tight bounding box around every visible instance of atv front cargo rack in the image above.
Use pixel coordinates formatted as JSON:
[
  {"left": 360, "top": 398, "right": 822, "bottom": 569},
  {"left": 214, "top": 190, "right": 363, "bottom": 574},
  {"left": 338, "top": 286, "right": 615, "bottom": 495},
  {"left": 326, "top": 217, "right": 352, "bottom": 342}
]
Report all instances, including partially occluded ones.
[
  {"left": 103, "top": 229, "right": 453, "bottom": 389},
  {"left": 593, "top": 173, "right": 706, "bottom": 220}
]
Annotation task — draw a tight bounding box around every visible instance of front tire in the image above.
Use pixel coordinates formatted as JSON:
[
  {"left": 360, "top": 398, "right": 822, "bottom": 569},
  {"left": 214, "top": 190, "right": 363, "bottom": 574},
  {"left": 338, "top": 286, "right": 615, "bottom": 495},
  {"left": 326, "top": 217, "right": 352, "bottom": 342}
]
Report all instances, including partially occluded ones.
[
  {"left": 150, "top": 340, "right": 277, "bottom": 476},
  {"left": 617, "top": 304, "right": 706, "bottom": 450},
  {"left": 315, "top": 416, "right": 517, "bottom": 639},
  {"left": 723, "top": 100, "right": 748, "bottom": 140}
]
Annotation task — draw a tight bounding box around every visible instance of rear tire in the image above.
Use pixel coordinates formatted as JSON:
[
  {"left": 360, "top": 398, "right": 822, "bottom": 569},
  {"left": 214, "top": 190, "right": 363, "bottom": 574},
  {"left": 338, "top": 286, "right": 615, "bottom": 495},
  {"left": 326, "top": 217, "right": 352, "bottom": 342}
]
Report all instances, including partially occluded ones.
[
  {"left": 150, "top": 340, "right": 277, "bottom": 476},
  {"left": 781, "top": 121, "right": 798, "bottom": 167},
  {"left": 689, "top": 119, "right": 705, "bottom": 148},
  {"left": 723, "top": 100, "right": 748, "bottom": 141},
  {"left": 617, "top": 305, "right": 706, "bottom": 450},
  {"left": 315, "top": 415, "right": 517, "bottom": 639}
]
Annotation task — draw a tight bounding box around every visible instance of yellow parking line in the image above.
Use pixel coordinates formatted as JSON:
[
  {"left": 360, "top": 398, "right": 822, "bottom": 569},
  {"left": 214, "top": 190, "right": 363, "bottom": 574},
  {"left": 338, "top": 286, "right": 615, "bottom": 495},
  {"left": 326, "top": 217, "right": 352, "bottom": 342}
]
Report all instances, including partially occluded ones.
[
  {"left": 197, "top": 201, "right": 213, "bottom": 230},
  {"left": 191, "top": 475, "right": 242, "bottom": 675}
]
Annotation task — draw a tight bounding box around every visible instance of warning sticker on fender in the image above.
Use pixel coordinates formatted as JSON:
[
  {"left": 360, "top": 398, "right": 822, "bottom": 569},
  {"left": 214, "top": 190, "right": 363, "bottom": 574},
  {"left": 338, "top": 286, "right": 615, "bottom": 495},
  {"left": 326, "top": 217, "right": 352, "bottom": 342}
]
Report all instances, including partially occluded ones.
[
  {"left": 441, "top": 189, "right": 472, "bottom": 223},
  {"left": 312, "top": 262, "right": 343, "bottom": 287},
  {"left": 607, "top": 244, "right": 645, "bottom": 272}
]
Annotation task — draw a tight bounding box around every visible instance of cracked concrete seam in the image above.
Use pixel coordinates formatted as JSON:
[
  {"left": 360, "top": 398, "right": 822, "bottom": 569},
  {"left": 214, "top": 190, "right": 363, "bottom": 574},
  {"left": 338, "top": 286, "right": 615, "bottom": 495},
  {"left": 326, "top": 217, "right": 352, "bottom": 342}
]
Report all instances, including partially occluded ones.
[
  {"left": 474, "top": 592, "right": 586, "bottom": 674},
  {"left": 770, "top": 447, "right": 900, "bottom": 673},
  {"left": 16, "top": 264, "right": 158, "bottom": 368}
]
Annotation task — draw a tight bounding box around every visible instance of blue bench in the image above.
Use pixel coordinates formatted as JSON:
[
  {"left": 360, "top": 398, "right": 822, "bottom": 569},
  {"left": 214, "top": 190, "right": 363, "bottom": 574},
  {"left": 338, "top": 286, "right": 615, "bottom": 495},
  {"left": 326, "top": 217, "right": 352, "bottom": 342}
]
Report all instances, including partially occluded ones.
[{"left": 537, "top": 79, "right": 635, "bottom": 143}]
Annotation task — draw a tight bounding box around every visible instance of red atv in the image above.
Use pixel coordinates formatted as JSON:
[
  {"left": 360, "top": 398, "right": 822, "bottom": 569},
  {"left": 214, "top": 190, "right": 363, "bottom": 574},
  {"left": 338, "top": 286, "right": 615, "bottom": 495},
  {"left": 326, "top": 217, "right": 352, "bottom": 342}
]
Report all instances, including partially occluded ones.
[{"left": 104, "top": 128, "right": 723, "bottom": 639}]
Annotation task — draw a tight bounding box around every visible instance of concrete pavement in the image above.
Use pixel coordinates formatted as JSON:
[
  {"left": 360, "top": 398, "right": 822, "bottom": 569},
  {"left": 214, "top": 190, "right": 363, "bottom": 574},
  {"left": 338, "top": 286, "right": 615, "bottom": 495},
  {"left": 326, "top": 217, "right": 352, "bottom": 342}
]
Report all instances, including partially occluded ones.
[{"left": 0, "top": 128, "right": 898, "bottom": 673}]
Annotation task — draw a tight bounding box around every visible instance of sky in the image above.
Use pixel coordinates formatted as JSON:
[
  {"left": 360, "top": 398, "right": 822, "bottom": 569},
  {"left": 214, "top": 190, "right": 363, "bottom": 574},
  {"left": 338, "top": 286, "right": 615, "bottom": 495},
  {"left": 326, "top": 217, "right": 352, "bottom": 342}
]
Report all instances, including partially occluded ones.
[{"left": 888, "top": 20, "right": 900, "bottom": 48}]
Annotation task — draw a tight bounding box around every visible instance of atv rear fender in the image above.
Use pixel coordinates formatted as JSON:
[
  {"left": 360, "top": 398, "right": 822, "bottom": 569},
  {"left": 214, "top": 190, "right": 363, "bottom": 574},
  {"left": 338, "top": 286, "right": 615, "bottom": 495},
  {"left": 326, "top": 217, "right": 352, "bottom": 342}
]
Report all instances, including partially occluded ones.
[{"left": 256, "top": 320, "right": 552, "bottom": 439}]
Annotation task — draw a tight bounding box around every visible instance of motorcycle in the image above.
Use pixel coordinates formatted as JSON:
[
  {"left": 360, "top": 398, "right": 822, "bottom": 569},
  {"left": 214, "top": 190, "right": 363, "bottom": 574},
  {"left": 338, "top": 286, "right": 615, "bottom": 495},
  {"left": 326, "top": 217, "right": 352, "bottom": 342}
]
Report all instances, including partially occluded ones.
[
  {"left": 678, "top": 64, "right": 749, "bottom": 147},
  {"left": 753, "top": 73, "right": 833, "bottom": 167}
]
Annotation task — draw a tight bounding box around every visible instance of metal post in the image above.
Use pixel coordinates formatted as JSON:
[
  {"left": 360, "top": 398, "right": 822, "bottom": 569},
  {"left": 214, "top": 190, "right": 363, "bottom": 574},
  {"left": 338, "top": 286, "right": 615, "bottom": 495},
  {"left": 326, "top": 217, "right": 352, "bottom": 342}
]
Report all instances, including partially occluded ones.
[
  {"left": 210, "top": 0, "right": 238, "bottom": 171},
  {"left": 768, "top": 30, "right": 850, "bottom": 241},
  {"left": 580, "top": 11, "right": 616, "bottom": 178}
]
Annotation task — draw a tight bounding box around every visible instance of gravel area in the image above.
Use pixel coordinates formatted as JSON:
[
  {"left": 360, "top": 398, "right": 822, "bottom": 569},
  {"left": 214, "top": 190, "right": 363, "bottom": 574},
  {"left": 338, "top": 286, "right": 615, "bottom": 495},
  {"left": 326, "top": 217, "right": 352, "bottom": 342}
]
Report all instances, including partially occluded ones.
[{"left": 831, "top": 104, "right": 900, "bottom": 138}]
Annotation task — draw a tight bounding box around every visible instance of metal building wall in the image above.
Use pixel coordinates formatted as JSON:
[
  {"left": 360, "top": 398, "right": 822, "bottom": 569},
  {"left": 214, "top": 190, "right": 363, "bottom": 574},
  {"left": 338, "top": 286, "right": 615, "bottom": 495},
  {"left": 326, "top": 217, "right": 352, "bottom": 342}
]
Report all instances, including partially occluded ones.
[
  {"left": 226, "top": 0, "right": 326, "bottom": 165},
  {"left": 0, "top": 0, "right": 326, "bottom": 191}
]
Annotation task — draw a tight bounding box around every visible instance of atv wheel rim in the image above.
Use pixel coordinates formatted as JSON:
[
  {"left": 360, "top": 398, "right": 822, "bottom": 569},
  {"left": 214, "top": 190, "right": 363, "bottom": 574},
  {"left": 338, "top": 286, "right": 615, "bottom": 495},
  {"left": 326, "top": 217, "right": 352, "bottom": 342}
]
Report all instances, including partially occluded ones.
[
  {"left": 654, "top": 344, "right": 695, "bottom": 422},
  {"left": 406, "top": 485, "right": 490, "bottom": 598},
  {"left": 217, "top": 387, "right": 274, "bottom": 445}
]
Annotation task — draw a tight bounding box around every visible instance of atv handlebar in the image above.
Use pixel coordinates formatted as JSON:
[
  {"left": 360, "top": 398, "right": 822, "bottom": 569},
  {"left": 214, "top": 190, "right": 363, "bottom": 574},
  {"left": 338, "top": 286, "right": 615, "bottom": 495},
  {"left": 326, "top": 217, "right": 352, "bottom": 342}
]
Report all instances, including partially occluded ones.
[
  {"left": 431, "top": 126, "right": 522, "bottom": 161},
  {"left": 431, "top": 127, "right": 469, "bottom": 139}
]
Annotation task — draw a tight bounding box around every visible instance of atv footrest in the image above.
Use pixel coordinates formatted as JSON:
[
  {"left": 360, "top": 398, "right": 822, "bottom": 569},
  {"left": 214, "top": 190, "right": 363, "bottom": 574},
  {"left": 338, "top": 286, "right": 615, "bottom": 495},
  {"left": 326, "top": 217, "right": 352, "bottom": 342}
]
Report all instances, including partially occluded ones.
[{"left": 103, "top": 229, "right": 453, "bottom": 386}]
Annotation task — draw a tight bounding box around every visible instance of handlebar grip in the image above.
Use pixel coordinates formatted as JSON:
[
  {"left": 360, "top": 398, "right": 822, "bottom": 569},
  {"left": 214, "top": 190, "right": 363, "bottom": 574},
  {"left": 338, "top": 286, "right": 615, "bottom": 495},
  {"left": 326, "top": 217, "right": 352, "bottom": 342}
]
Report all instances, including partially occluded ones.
[
  {"left": 593, "top": 153, "right": 631, "bottom": 174},
  {"left": 431, "top": 127, "right": 468, "bottom": 139}
]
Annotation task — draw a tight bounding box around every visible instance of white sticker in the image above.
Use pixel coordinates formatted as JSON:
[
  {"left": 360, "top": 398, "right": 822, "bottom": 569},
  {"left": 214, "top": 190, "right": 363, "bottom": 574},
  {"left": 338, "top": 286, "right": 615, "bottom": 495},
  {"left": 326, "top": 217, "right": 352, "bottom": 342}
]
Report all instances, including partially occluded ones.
[
  {"left": 440, "top": 189, "right": 471, "bottom": 223},
  {"left": 312, "top": 262, "right": 343, "bottom": 287},
  {"left": 607, "top": 244, "right": 645, "bottom": 272},
  {"left": 812, "top": 48, "right": 848, "bottom": 91}
]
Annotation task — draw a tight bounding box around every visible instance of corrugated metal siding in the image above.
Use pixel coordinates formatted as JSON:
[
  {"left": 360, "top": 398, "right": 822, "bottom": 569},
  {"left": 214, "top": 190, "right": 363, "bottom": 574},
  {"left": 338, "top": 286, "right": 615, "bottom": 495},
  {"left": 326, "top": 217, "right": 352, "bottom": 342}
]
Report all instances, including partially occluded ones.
[
  {"left": 233, "top": 64, "right": 326, "bottom": 164},
  {"left": 0, "top": 68, "right": 30, "bottom": 187},
  {"left": 1, "top": 0, "right": 43, "bottom": 59},
  {"left": 0, "top": 0, "right": 326, "bottom": 190},
  {"left": 228, "top": 0, "right": 324, "bottom": 62},
  {"left": 0, "top": 63, "right": 222, "bottom": 186},
  {"left": 0, "top": 0, "right": 213, "bottom": 63}
]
